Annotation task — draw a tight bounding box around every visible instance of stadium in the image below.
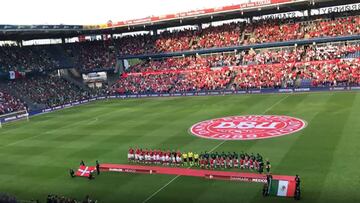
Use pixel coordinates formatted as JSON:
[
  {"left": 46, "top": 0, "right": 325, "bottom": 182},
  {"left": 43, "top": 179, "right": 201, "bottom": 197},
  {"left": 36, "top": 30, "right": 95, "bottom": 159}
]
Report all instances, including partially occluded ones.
[{"left": 0, "top": 0, "right": 360, "bottom": 202}]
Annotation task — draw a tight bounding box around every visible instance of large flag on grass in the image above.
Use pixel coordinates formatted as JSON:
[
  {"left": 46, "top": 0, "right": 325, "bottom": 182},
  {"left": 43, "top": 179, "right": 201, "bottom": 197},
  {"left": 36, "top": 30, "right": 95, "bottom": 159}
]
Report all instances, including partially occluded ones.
[
  {"left": 268, "top": 179, "right": 296, "bottom": 197},
  {"left": 75, "top": 165, "right": 96, "bottom": 177}
]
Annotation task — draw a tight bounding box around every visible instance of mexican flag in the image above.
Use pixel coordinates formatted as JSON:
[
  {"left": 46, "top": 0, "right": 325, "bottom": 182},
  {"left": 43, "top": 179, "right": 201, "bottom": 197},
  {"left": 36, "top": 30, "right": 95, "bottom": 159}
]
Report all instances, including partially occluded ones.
[
  {"left": 75, "top": 165, "right": 96, "bottom": 177},
  {"left": 9, "top": 71, "right": 25, "bottom": 80},
  {"left": 268, "top": 179, "right": 296, "bottom": 197}
]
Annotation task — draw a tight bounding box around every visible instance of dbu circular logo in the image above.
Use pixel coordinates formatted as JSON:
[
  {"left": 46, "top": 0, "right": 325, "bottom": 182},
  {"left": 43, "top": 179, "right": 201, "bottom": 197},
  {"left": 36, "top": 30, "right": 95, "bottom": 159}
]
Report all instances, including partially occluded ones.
[{"left": 190, "top": 115, "right": 306, "bottom": 140}]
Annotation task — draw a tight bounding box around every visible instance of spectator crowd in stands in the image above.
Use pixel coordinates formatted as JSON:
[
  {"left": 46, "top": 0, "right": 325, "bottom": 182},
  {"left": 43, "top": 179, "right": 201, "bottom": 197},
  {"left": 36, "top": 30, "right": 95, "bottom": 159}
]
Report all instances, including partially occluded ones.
[
  {"left": 125, "top": 43, "right": 360, "bottom": 73},
  {"left": 0, "top": 12, "right": 360, "bottom": 115},
  {"left": 65, "top": 41, "right": 117, "bottom": 71},
  {"left": 113, "top": 15, "right": 360, "bottom": 54},
  {"left": 0, "top": 90, "right": 26, "bottom": 115},
  {"left": 111, "top": 58, "right": 360, "bottom": 94},
  {"left": 0, "top": 42, "right": 359, "bottom": 115},
  {"left": 0, "top": 45, "right": 59, "bottom": 72},
  {"left": 1, "top": 14, "right": 360, "bottom": 73},
  {"left": 67, "top": 15, "right": 360, "bottom": 71},
  {"left": 7, "top": 75, "right": 94, "bottom": 108},
  {"left": 113, "top": 69, "right": 233, "bottom": 94},
  {"left": 0, "top": 193, "right": 18, "bottom": 203},
  {"left": 46, "top": 194, "right": 97, "bottom": 203}
]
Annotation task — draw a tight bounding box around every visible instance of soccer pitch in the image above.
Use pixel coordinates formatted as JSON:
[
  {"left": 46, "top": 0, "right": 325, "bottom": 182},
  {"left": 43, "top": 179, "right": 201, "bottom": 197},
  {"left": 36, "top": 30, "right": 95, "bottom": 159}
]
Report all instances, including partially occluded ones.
[{"left": 0, "top": 92, "right": 359, "bottom": 203}]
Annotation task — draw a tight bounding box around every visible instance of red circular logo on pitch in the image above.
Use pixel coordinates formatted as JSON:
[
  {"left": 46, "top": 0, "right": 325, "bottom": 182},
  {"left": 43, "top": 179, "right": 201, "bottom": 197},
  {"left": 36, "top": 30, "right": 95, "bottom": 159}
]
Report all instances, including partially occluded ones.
[{"left": 190, "top": 115, "right": 306, "bottom": 140}]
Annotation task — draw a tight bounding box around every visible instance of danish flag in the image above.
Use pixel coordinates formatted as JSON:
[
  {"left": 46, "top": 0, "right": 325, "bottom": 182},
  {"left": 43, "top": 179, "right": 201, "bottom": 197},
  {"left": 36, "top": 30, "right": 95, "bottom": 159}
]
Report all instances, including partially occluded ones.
[{"left": 75, "top": 165, "right": 96, "bottom": 177}]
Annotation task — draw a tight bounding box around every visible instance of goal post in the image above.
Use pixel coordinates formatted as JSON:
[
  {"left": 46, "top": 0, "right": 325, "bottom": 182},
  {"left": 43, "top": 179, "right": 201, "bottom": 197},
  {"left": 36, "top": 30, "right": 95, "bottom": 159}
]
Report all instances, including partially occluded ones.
[{"left": 0, "top": 110, "right": 29, "bottom": 128}]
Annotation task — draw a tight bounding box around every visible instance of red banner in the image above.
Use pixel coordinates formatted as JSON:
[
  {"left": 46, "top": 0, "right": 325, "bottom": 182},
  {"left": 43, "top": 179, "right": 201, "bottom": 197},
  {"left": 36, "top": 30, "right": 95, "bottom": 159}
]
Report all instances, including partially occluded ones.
[{"left": 205, "top": 174, "right": 267, "bottom": 183}]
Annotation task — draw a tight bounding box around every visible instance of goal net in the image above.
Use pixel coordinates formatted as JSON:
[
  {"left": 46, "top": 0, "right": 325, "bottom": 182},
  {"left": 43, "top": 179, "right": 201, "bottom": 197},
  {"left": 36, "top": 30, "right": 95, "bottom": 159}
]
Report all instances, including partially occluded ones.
[{"left": 0, "top": 110, "right": 29, "bottom": 128}]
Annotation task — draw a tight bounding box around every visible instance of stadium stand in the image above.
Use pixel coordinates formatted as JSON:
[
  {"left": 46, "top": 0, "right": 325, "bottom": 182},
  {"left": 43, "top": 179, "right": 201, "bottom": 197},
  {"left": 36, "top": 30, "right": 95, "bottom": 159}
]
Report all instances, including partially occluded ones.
[
  {"left": 112, "top": 14, "right": 360, "bottom": 55},
  {"left": 0, "top": 3, "right": 359, "bottom": 115},
  {"left": 0, "top": 193, "right": 18, "bottom": 203},
  {"left": 46, "top": 194, "right": 97, "bottom": 203},
  {"left": 110, "top": 58, "right": 360, "bottom": 94},
  {"left": 65, "top": 41, "right": 117, "bottom": 71},
  {"left": 1, "top": 14, "right": 360, "bottom": 73},
  {"left": 123, "top": 43, "right": 360, "bottom": 73},
  {"left": 6, "top": 74, "right": 95, "bottom": 108},
  {"left": 0, "top": 90, "right": 26, "bottom": 115},
  {"left": 0, "top": 45, "right": 60, "bottom": 72},
  {"left": 1, "top": 41, "right": 359, "bottom": 114}
]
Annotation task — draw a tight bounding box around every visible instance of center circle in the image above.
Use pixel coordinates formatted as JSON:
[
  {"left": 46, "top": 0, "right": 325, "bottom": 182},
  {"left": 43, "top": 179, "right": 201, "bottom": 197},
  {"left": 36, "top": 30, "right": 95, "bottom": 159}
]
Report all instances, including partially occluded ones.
[{"left": 190, "top": 115, "right": 307, "bottom": 140}]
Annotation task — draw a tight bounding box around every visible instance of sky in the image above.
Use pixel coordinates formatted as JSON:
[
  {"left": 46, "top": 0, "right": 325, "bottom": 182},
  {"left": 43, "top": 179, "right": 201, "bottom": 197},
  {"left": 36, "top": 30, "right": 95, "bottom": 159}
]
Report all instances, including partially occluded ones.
[{"left": 0, "top": 0, "right": 249, "bottom": 25}]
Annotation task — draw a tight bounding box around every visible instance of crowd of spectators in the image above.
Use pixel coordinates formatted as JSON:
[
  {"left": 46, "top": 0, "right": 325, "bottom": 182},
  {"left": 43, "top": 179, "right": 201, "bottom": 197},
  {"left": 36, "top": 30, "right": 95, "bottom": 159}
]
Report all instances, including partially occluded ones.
[
  {"left": 66, "top": 41, "right": 117, "bottom": 71},
  {"left": 111, "top": 69, "right": 233, "bottom": 94},
  {"left": 0, "top": 45, "right": 59, "bottom": 72},
  {"left": 0, "top": 90, "right": 26, "bottom": 115},
  {"left": 29, "top": 14, "right": 358, "bottom": 74},
  {"left": 0, "top": 12, "right": 359, "bottom": 110},
  {"left": 153, "top": 22, "right": 244, "bottom": 53},
  {"left": 7, "top": 75, "right": 93, "bottom": 108},
  {"left": 46, "top": 194, "right": 97, "bottom": 203},
  {"left": 125, "top": 43, "right": 360, "bottom": 73},
  {"left": 221, "top": 43, "right": 360, "bottom": 66},
  {"left": 231, "top": 59, "right": 360, "bottom": 89},
  {"left": 112, "top": 58, "right": 360, "bottom": 94},
  {"left": 1, "top": 42, "right": 359, "bottom": 111},
  {"left": 304, "top": 15, "right": 360, "bottom": 38},
  {"left": 129, "top": 55, "right": 212, "bottom": 73},
  {"left": 109, "top": 14, "right": 360, "bottom": 56},
  {"left": 247, "top": 15, "right": 360, "bottom": 44},
  {"left": 1, "top": 14, "right": 360, "bottom": 73},
  {"left": 0, "top": 193, "right": 18, "bottom": 203}
]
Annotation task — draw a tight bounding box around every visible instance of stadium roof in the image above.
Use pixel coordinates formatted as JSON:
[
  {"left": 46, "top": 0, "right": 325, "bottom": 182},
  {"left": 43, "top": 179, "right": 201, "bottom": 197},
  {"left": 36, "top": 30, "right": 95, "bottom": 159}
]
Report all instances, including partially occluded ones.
[{"left": 0, "top": 0, "right": 358, "bottom": 41}]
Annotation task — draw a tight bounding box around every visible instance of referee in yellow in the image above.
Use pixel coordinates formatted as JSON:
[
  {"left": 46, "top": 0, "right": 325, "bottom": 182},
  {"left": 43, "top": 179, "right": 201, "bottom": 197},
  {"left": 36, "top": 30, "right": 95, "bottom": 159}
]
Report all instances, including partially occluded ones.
[
  {"left": 182, "top": 152, "right": 188, "bottom": 166},
  {"left": 194, "top": 153, "right": 199, "bottom": 166},
  {"left": 188, "top": 152, "right": 194, "bottom": 166}
]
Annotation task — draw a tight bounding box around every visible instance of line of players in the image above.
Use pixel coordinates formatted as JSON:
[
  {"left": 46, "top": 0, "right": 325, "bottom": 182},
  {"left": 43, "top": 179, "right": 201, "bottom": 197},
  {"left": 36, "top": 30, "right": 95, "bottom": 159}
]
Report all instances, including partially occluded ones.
[
  {"left": 128, "top": 147, "right": 271, "bottom": 173},
  {"left": 128, "top": 148, "right": 183, "bottom": 166}
]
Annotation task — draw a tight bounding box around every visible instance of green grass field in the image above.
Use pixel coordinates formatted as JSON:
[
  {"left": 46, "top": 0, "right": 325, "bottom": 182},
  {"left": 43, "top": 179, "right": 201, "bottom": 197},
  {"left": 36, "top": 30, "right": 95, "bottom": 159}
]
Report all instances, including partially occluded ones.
[{"left": 0, "top": 92, "right": 360, "bottom": 203}]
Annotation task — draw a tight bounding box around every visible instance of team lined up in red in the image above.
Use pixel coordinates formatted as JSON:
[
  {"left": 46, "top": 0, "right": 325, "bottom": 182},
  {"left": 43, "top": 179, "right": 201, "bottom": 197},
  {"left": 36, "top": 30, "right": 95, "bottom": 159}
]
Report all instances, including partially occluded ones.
[{"left": 128, "top": 147, "right": 272, "bottom": 174}]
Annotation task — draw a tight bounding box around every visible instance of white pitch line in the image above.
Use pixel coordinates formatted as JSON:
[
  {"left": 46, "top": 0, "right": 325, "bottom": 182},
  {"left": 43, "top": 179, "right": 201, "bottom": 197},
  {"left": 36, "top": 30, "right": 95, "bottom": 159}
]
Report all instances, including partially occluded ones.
[
  {"left": 209, "top": 140, "right": 226, "bottom": 153},
  {"left": 263, "top": 94, "right": 290, "bottom": 114},
  {"left": 0, "top": 114, "right": 101, "bottom": 149},
  {"left": 87, "top": 117, "right": 99, "bottom": 125},
  {"left": 140, "top": 94, "right": 290, "bottom": 203},
  {"left": 141, "top": 175, "right": 181, "bottom": 203},
  {"left": 203, "top": 94, "right": 290, "bottom": 153}
]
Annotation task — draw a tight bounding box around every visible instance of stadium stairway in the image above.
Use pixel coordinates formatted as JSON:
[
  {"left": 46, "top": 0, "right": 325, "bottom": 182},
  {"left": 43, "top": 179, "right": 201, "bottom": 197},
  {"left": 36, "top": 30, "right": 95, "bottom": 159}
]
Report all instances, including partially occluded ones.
[
  {"left": 189, "top": 38, "right": 195, "bottom": 49},
  {"left": 59, "top": 69, "right": 91, "bottom": 91},
  {"left": 240, "top": 31, "right": 245, "bottom": 43},
  {"left": 225, "top": 72, "right": 238, "bottom": 89}
]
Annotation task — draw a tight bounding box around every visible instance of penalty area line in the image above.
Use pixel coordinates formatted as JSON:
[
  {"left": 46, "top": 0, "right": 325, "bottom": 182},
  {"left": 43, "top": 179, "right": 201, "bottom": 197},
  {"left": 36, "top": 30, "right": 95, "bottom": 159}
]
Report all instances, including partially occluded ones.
[{"left": 140, "top": 94, "right": 290, "bottom": 203}]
